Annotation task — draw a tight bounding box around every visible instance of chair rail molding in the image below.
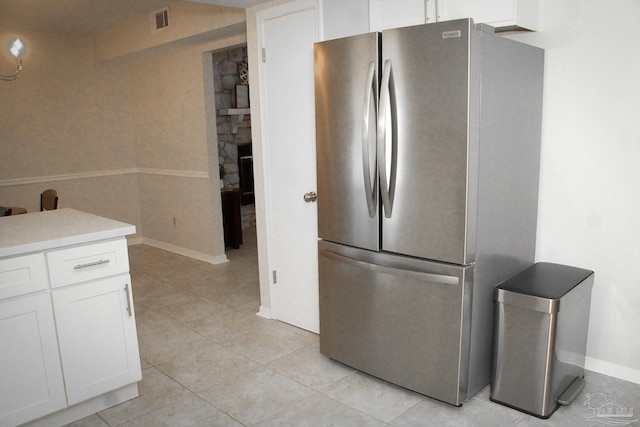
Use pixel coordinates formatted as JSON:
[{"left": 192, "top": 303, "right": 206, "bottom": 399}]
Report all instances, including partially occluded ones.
[{"left": 0, "top": 168, "right": 209, "bottom": 187}]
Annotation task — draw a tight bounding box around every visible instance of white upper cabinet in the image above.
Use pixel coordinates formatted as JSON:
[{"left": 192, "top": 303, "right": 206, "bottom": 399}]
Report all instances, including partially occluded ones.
[
  {"left": 437, "top": 0, "right": 539, "bottom": 31},
  {"left": 369, "top": 0, "right": 426, "bottom": 31},
  {"left": 369, "top": 0, "right": 539, "bottom": 32},
  {"left": 322, "top": 0, "right": 370, "bottom": 40}
]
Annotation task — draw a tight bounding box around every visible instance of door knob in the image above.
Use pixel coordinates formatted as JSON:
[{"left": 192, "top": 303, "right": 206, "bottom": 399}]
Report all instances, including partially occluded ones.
[{"left": 303, "top": 191, "right": 318, "bottom": 203}]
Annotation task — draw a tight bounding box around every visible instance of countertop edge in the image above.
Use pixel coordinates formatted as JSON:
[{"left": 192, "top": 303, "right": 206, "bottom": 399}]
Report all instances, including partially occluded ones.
[
  {"left": 0, "top": 226, "right": 136, "bottom": 258},
  {"left": 0, "top": 209, "right": 136, "bottom": 258}
]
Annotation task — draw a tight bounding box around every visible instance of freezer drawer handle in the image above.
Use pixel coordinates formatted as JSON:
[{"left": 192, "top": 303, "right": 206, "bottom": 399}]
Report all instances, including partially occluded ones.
[
  {"left": 362, "top": 61, "right": 378, "bottom": 218},
  {"left": 323, "top": 249, "right": 459, "bottom": 286}
]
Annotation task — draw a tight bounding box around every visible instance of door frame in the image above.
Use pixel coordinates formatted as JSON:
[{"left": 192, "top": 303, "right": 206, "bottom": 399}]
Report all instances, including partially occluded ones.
[{"left": 247, "top": 0, "right": 323, "bottom": 321}]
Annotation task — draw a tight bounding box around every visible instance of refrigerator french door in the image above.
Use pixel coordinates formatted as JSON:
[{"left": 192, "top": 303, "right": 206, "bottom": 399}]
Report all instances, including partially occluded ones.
[
  {"left": 315, "top": 19, "right": 477, "bottom": 265},
  {"left": 314, "top": 18, "right": 544, "bottom": 405}
]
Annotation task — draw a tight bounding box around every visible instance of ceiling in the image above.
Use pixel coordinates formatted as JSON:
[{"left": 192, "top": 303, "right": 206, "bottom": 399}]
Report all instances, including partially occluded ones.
[{"left": 0, "top": 0, "right": 270, "bottom": 34}]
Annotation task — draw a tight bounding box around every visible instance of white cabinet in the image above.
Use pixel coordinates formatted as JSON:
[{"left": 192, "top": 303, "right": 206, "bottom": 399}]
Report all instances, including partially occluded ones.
[
  {"left": 52, "top": 275, "right": 141, "bottom": 405},
  {"left": 0, "top": 253, "right": 48, "bottom": 299},
  {"left": 322, "top": 0, "right": 370, "bottom": 41},
  {"left": 47, "top": 237, "right": 142, "bottom": 407},
  {"left": 0, "top": 293, "right": 66, "bottom": 427},
  {"left": 436, "top": 0, "right": 539, "bottom": 31},
  {"left": 369, "top": 0, "right": 426, "bottom": 31},
  {"left": 0, "top": 227, "right": 140, "bottom": 427},
  {"left": 369, "top": 0, "right": 538, "bottom": 32}
]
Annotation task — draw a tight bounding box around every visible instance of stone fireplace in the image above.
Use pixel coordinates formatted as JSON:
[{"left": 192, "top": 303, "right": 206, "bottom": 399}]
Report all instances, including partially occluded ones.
[{"left": 212, "top": 46, "right": 255, "bottom": 228}]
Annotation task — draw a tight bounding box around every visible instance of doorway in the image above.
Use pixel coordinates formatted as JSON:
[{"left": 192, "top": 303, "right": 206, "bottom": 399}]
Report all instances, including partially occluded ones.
[{"left": 211, "top": 45, "right": 257, "bottom": 248}]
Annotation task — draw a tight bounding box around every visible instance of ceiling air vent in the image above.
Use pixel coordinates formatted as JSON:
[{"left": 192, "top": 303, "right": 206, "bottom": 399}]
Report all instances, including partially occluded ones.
[{"left": 153, "top": 8, "right": 169, "bottom": 31}]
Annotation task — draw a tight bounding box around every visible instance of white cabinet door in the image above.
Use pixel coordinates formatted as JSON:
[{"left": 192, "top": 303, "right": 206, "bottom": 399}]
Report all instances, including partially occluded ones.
[
  {"left": 369, "top": 0, "right": 426, "bottom": 31},
  {"left": 322, "top": 0, "right": 370, "bottom": 41},
  {"left": 437, "top": 0, "right": 539, "bottom": 30},
  {"left": 0, "top": 293, "right": 66, "bottom": 427},
  {"left": 52, "top": 275, "right": 141, "bottom": 405}
]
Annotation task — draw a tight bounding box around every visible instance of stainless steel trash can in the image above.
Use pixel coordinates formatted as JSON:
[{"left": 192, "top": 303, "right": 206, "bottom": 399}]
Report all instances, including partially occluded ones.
[{"left": 490, "top": 262, "right": 594, "bottom": 418}]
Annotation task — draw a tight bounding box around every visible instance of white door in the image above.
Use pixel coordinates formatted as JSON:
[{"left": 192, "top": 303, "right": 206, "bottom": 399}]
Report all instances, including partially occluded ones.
[{"left": 258, "top": 1, "right": 320, "bottom": 333}]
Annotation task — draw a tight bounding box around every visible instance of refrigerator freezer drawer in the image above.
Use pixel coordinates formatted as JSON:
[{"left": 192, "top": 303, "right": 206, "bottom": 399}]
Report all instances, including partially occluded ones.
[{"left": 318, "top": 240, "right": 474, "bottom": 405}]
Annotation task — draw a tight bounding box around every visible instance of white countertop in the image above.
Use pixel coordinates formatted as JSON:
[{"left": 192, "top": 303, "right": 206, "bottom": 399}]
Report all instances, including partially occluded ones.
[{"left": 0, "top": 209, "right": 136, "bottom": 258}]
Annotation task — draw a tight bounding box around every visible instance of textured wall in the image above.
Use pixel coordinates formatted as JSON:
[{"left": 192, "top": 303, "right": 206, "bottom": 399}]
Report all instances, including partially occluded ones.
[
  {"left": 0, "top": 174, "right": 141, "bottom": 231},
  {"left": 0, "top": 29, "right": 141, "bottom": 234},
  {"left": 137, "top": 173, "right": 217, "bottom": 256},
  {"left": 129, "top": 48, "right": 210, "bottom": 172},
  {"left": 0, "top": 31, "right": 136, "bottom": 179},
  {"left": 129, "top": 45, "right": 222, "bottom": 258}
]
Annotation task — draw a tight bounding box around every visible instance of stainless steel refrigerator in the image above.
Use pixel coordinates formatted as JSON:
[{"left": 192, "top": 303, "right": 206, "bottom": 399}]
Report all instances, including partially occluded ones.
[{"left": 314, "top": 18, "right": 544, "bottom": 406}]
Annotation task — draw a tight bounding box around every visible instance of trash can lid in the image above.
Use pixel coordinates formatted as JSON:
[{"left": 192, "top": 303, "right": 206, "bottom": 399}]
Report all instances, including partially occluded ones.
[{"left": 496, "top": 262, "right": 593, "bottom": 299}]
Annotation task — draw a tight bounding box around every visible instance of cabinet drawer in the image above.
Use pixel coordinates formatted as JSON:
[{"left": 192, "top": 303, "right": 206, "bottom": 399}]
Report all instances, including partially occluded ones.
[
  {"left": 47, "top": 239, "right": 130, "bottom": 288},
  {"left": 0, "top": 253, "right": 49, "bottom": 299}
]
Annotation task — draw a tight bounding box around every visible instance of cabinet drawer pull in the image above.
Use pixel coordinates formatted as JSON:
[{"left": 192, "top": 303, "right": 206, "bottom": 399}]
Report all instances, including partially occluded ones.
[{"left": 73, "top": 259, "right": 110, "bottom": 270}]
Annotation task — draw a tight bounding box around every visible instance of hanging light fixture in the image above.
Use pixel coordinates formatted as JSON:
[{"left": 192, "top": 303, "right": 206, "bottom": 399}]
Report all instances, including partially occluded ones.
[{"left": 1, "top": 37, "right": 26, "bottom": 81}]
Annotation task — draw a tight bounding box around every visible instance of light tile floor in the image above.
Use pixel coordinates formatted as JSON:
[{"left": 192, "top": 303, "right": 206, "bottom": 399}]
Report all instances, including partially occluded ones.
[{"left": 66, "top": 228, "right": 640, "bottom": 426}]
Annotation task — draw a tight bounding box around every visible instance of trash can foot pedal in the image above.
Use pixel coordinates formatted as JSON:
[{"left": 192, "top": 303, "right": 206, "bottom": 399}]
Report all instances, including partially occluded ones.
[{"left": 558, "top": 377, "right": 585, "bottom": 406}]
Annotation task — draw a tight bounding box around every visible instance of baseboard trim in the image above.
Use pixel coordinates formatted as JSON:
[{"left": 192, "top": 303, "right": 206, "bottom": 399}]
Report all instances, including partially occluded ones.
[
  {"left": 127, "top": 236, "right": 144, "bottom": 246},
  {"left": 586, "top": 356, "right": 640, "bottom": 385},
  {"left": 257, "top": 305, "right": 272, "bottom": 319},
  {"left": 137, "top": 237, "right": 228, "bottom": 265},
  {"left": 24, "top": 383, "right": 139, "bottom": 427}
]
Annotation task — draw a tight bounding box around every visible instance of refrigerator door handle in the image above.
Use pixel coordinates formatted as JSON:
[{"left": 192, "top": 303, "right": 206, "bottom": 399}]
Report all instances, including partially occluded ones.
[
  {"left": 362, "top": 61, "right": 378, "bottom": 218},
  {"left": 323, "top": 249, "right": 460, "bottom": 286},
  {"left": 378, "top": 59, "right": 397, "bottom": 218}
]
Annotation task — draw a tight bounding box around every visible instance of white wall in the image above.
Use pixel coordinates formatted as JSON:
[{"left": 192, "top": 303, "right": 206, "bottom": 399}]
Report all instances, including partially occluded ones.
[{"left": 508, "top": 0, "right": 640, "bottom": 382}]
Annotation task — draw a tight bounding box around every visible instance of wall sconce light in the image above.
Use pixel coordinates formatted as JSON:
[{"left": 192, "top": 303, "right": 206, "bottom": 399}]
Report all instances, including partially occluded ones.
[{"left": 1, "top": 37, "right": 26, "bottom": 82}]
